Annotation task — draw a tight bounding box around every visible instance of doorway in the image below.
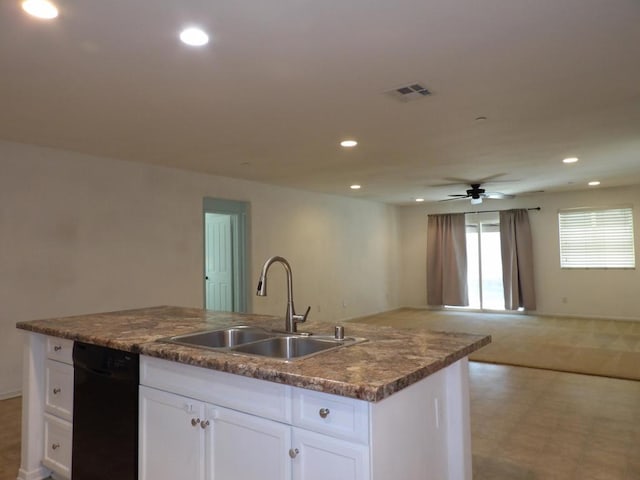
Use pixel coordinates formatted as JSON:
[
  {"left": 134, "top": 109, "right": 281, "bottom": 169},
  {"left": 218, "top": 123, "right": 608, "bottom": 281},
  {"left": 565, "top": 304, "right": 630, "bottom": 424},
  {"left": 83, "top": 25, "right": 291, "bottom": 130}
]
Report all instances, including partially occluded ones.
[{"left": 203, "top": 198, "right": 250, "bottom": 312}]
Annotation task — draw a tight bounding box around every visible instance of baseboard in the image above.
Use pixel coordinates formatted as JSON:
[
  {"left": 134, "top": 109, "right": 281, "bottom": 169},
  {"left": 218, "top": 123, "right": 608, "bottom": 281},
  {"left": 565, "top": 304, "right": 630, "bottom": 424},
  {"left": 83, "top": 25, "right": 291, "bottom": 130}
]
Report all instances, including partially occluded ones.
[
  {"left": 17, "top": 465, "right": 51, "bottom": 480},
  {"left": 0, "top": 389, "right": 21, "bottom": 400},
  {"left": 537, "top": 311, "right": 640, "bottom": 322},
  {"left": 388, "top": 305, "right": 640, "bottom": 322}
]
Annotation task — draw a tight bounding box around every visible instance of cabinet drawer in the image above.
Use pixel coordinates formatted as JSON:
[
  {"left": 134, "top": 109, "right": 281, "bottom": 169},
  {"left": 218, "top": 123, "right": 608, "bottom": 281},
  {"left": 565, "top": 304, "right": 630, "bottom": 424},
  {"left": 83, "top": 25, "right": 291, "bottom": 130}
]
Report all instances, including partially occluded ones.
[
  {"left": 46, "top": 337, "right": 74, "bottom": 365},
  {"left": 43, "top": 413, "right": 72, "bottom": 479},
  {"left": 292, "top": 388, "right": 369, "bottom": 444},
  {"left": 141, "top": 356, "right": 292, "bottom": 423},
  {"left": 45, "top": 360, "right": 73, "bottom": 421}
]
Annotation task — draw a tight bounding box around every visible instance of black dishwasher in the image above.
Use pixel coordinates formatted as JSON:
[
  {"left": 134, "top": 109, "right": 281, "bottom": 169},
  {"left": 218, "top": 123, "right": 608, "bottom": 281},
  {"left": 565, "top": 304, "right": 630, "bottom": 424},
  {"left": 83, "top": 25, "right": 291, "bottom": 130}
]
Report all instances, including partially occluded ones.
[{"left": 72, "top": 341, "right": 139, "bottom": 480}]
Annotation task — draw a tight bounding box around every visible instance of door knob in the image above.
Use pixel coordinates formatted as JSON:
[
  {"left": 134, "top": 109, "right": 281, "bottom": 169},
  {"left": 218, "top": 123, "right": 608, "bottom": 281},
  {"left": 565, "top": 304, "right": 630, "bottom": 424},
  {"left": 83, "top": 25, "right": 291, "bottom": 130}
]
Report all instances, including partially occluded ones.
[
  {"left": 289, "top": 448, "right": 299, "bottom": 459},
  {"left": 319, "top": 408, "right": 330, "bottom": 418},
  {"left": 191, "top": 418, "right": 200, "bottom": 427}
]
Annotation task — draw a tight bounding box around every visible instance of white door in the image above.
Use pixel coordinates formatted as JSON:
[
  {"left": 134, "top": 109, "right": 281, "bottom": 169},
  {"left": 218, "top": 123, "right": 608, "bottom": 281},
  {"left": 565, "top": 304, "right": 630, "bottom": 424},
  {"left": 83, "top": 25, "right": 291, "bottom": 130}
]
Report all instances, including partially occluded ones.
[
  {"left": 139, "top": 386, "right": 206, "bottom": 480},
  {"left": 206, "top": 405, "right": 291, "bottom": 480},
  {"left": 291, "top": 428, "right": 370, "bottom": 480},
  {"left": 205, "top": 213, "right": 233, "bottom": 311}
]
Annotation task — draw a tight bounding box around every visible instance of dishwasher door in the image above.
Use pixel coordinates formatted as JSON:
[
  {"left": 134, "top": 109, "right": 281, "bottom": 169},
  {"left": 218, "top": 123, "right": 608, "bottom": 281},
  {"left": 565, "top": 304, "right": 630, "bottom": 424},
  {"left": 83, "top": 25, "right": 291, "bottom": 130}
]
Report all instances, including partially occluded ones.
[{"left": 72, "top": 342, "right": 139, "bottom": 480}]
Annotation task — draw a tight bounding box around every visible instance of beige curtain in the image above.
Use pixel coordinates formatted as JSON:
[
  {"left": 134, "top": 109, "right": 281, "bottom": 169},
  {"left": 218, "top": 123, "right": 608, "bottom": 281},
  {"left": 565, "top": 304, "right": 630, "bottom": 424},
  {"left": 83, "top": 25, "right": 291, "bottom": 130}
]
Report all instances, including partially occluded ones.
[
  {"left": 500, "top": 209, "right": 536, "bottom": 310},
  {"left": 427, "top": 213, "right": 469, "bottom": 306}
]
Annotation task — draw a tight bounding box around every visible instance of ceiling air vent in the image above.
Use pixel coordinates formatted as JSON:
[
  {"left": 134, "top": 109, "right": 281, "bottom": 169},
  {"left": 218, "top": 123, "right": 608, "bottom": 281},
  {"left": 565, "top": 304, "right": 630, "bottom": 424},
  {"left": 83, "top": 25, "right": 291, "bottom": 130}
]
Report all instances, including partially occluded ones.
[{"left": 385, "top": 83, "right": 432, "bottom": 103}]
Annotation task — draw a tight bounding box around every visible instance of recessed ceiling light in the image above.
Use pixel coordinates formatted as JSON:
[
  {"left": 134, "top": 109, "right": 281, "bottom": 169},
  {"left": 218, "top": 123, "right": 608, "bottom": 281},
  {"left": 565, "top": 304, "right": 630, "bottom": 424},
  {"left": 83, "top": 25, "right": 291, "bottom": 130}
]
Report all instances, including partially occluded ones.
[
  {"left": 22, "top": 0, "right": 58, "bottom": 19},
  {"left": 340, "top": 140, "right": 358, "bottom": 148},
  {"left": 563, "top": 157, "right": 579, "bottom": 164},
  {"left": 350, "top": 184, "right": 361, "bottom": 190},
  {"left": 415, "top": 198, "right": 425, "bottom": 202},
  {"left": 179, "top": 27, "right": 209, "bottom": 47},
  {"left": 588, "top": 181, "right": 601, "bottom": 186}
]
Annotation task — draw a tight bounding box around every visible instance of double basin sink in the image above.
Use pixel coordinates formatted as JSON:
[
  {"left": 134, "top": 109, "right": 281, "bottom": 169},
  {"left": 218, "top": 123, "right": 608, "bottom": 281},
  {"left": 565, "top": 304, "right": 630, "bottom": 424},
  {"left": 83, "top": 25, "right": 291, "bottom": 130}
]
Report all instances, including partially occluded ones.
[{"left": 159, "top": 325, "right": 366, "bottom": 361}]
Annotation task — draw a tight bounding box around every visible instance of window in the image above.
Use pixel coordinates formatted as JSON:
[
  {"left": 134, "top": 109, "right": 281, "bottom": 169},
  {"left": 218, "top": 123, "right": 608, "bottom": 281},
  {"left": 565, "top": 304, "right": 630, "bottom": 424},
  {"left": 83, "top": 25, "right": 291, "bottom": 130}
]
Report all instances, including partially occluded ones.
[{"left": 558, "top": 207, "right": 635, "bottom": 268}]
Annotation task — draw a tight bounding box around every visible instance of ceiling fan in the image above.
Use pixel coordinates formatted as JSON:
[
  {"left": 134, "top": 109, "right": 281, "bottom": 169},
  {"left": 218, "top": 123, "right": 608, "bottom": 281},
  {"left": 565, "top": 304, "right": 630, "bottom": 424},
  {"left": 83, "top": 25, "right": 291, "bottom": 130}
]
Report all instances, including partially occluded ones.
[{"left": 444, "top": 183, "right": 515, "bottom": 205}]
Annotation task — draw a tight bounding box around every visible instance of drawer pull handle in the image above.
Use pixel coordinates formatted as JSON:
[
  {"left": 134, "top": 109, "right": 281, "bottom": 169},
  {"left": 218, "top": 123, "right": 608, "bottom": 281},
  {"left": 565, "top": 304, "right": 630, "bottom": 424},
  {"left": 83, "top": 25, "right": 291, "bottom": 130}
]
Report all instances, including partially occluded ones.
[
  {"left": 191, "top": 418, "right": 200, "bottom": 427},
  {"left": 319, "top": 408, "right": 330, "bottom": 419},
  {"left": 289, "top": 448, "right": 299, "bottom": 459},
  {"left": 53, "top": 388, "right": 61, "bottom": 395},
  {"left": 51, "top": 443, "right": 60, "bottom": 450},
  {"left": 53, "top": 345, "right": 62, "bottom": 352},
  {"left": 200, "top": 420, "right": 210, "bottom": 430}
]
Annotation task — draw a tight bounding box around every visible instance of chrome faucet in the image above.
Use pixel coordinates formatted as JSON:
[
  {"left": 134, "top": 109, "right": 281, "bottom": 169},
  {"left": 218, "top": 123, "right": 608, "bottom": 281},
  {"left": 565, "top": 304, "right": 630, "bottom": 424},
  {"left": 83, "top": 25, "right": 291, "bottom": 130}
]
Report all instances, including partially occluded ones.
[{"left": 256, "top": 256, "right": 310, "bottom": 333}]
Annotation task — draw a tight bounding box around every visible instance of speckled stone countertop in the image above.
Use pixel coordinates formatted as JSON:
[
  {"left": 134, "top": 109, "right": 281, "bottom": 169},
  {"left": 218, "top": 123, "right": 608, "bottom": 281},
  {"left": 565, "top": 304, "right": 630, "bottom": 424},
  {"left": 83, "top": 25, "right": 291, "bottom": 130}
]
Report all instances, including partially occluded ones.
[{"left": 16, "top": 306, "right": 491, "bottom": 402}]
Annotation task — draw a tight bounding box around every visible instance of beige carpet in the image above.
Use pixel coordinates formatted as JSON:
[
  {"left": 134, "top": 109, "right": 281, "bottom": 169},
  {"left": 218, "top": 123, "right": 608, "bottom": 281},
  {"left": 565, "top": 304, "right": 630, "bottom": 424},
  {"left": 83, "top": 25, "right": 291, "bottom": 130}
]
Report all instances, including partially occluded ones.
[{"left": 351, "top": 308, "right": 640, "bottom": 381}]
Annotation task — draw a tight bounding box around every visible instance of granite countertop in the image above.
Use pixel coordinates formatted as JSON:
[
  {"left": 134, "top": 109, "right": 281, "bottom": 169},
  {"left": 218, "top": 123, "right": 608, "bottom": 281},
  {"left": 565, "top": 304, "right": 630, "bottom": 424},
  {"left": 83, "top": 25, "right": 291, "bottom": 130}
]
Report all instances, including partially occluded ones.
[{"left": 16, "top": 306, "right": 491, "bottom": 402}]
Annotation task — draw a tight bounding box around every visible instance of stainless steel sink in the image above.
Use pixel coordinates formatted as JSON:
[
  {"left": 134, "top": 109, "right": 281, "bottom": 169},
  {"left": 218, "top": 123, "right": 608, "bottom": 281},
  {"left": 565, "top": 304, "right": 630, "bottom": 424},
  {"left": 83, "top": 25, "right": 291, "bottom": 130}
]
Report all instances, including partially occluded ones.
[
  {"left": 158, "top": 325, "right": 367, "bottom": 361},
  {"left": 162, "top": 326, "right": 273, "bottom": 349},
  {"left": 232, "top": 336, "right": 342, "bottom": 360}
]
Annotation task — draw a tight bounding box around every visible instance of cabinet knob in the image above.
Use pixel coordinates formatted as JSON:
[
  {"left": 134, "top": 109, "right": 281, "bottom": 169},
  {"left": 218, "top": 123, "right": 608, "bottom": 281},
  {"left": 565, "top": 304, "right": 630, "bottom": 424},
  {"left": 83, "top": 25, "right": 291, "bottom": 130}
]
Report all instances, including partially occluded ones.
[
  {"left": 191, "top": 418, "right": 200, "bottom": 427},
  {"left": 200, "top": 420, "right": 210, "bottom": 430},
  {"left": 53, "top": 388, "right": 61, "bottom": 395},
  {"left": 288, "top": 448, "right": 299, "bottom": 459},
  {"left": 53, "top": 345, "right": 62, "bottom": 352},
  {"left": 319, "top": 408, "right": 330, "bottom": 419},
  {"left": 51, "top": 443, "right": 60, "bottom": 450}
]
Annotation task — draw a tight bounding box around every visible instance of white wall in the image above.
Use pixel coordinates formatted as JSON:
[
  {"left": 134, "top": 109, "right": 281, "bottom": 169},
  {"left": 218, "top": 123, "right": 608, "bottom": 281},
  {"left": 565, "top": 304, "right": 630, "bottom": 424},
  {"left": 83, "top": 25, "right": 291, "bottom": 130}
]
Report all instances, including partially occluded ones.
[
  {"left": 398, "top": 185, "right": 640, "bottom": 321},
  {"left": 0, "top": 140, "right": 400, "bottom": 397}
]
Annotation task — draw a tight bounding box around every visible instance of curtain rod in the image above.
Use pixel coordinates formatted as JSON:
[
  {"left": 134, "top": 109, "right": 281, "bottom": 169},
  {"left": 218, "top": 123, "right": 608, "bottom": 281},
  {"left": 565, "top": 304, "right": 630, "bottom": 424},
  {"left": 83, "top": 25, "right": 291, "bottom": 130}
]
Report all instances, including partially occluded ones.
[
  {"left": 456, "top": 207, "right": 541, "bottom": 215},
  {"left": 429, "top": 207, "right": 540, "bottom": 215}
]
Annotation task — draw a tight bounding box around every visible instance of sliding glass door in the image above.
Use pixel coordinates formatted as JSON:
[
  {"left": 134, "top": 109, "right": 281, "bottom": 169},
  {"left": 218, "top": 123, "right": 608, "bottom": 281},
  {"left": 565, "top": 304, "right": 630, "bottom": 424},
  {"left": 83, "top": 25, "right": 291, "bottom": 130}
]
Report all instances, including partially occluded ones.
[{"left": 465, "top": 212, "right": 504, "bottom": 310}]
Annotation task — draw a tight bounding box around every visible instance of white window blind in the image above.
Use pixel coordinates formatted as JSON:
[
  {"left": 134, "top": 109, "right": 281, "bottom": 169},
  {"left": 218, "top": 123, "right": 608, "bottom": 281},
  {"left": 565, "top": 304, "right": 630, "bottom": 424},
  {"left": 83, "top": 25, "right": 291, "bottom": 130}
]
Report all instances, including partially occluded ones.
[{"left": 558, "top": 207, "right": 635, "bottom": 268}]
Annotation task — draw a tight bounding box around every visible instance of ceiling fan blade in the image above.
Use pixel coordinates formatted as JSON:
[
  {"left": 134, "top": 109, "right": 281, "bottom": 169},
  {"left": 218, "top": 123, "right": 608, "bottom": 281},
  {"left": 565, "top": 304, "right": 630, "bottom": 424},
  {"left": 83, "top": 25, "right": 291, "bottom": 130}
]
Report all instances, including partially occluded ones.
[
  {"left": 442, "top": 174, "right": 508, "bottom": 186},
  {"left": 483, "top": 192, "right": 515, "bottom": 199},
  {"left": 448, "top": 194, "right": 469, "bottom": 198},
  {"left": 439, "top": 196, "right": 468, "bottom": 202}
]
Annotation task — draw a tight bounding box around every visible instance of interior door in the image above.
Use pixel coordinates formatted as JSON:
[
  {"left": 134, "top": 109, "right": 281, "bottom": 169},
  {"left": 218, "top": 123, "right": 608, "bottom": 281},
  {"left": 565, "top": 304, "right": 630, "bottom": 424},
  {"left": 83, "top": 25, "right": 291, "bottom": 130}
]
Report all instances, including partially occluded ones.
[{"left": 205, "top": 213, "right": 233, "bottom": 311}]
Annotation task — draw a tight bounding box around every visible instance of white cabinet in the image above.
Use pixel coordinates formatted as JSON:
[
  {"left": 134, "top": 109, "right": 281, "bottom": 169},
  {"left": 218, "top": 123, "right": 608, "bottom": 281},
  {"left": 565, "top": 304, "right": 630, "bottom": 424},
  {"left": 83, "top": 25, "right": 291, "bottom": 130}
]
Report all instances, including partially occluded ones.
[
  {"left": 45, "top": 359, "right": 73, "bottom": 422},
  {"left": 139, "top": 355, "right": 472, "bottom": 480},
  {"left": 139, "top": 386, "right": 205, "bottom": 480},
  {"left": 207, "top": 405, "right": 291, "bottom": 480},
  {"left": 139, "top": 356, "right": 371, "bottom": 480},
  {"left": 139, "top": 387, "right": 291, "bottom": 480},
  {"left": 42, "top": 413, "right": 72, "bottom": 479},
  {"left": 139, "top": 385, "right": 365, "bottom": 480},
  {"left": 42, "top": 337, "right": 74, "bottom": 480},
  {"left": 291, "top": 427, "right": 369, "bottom": 480}
]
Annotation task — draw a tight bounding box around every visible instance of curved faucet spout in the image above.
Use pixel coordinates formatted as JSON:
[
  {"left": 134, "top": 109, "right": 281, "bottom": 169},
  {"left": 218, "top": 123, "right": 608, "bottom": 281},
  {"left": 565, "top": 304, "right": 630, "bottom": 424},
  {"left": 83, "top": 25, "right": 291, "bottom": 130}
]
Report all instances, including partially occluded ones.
[{"left": 256, "top": 256, "right": 310, "bottom": 333}]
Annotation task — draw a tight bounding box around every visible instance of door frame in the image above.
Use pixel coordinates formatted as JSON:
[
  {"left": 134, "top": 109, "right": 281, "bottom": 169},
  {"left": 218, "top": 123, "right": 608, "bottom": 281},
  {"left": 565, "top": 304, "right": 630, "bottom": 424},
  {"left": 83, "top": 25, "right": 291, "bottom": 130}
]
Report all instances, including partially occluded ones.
[{"left": 203, "top": 198, "right": 250, "bottom": 312}]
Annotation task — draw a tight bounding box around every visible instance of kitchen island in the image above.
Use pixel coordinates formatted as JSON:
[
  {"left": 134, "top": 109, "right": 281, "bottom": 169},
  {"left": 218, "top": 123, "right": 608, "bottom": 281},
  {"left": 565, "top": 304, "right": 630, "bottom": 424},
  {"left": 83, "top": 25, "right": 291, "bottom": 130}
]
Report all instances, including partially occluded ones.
[{"left": 16, "top": 306, "right": 490, "bottom": 480}]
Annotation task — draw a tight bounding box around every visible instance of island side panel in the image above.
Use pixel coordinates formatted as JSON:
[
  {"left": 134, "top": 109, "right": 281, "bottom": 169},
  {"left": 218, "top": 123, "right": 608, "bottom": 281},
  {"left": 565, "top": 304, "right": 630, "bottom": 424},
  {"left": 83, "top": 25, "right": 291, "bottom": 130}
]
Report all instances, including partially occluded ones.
[
  {"left": 445, "top": 358, "right": 472, "bottom": 480},
  {"left": 369, "top": 358, "right": 471, "bottom": 480},
  {"left": 18, "top": 332, "right": 50, "bottom": 480}
]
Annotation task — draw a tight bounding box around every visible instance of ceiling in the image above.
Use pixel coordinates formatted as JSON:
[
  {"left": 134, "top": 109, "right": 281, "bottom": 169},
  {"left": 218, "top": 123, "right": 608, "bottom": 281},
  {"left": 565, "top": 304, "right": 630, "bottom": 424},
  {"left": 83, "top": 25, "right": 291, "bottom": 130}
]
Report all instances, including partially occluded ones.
[{"left": 2, "top": 0, "right": 640, "bottom": 205}]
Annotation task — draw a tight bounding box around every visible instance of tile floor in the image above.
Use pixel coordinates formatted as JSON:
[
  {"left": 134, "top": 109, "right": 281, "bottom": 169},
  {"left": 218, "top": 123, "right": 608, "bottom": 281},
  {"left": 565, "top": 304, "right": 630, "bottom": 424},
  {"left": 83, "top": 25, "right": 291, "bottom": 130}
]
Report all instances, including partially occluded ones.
[{"left": 470, "top": 363, "right": 640, "bottom": 479}]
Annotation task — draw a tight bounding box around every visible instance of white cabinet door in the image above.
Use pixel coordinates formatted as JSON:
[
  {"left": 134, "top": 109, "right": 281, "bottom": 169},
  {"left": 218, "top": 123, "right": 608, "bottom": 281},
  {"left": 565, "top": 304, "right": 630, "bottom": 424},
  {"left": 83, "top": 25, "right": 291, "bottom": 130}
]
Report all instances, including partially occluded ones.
[
  {"left": 207, "top": 405, "right": 291, "bottom": 480},
  {"left": 291, "top": 427, "right": 370, "bottom": 480},
  {"left": 139, "top": 386, "right": 206, "bottom": 480}
]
